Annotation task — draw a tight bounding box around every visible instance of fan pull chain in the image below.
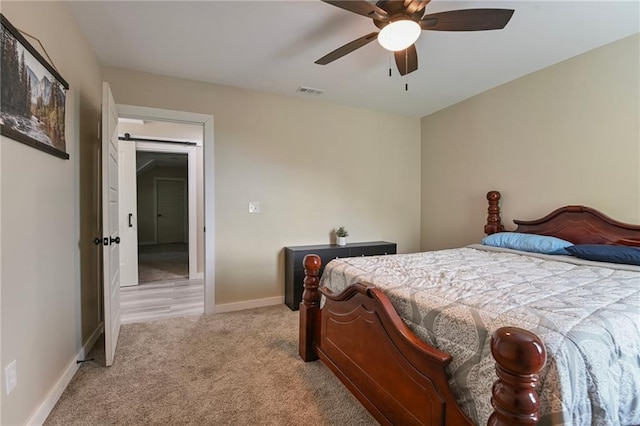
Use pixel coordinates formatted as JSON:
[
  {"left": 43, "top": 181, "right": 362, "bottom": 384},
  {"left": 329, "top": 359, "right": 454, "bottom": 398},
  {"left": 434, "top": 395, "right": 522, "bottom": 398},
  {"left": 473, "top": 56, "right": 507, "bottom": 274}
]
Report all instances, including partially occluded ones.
[
  {"left": 389, "top": 54, "right": 392, "bottom": 77},
  {"left": 405, "top": 49, "right": 409, "bottom": 91}
]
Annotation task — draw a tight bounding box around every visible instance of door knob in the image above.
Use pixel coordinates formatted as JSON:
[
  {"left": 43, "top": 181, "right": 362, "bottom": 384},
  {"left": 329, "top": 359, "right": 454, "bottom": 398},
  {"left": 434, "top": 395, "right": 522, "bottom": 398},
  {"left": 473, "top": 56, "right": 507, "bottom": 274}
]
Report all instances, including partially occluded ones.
[{"left": 110, "top": 236, "right": 121, "bottom": 245}]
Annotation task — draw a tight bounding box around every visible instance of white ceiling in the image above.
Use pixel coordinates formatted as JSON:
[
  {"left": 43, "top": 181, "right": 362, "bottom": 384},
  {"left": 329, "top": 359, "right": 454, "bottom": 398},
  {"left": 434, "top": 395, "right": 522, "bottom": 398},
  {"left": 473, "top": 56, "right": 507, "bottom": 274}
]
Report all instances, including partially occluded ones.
[{"left": 68, "top": 1, "right": 639, "bottom": 117}]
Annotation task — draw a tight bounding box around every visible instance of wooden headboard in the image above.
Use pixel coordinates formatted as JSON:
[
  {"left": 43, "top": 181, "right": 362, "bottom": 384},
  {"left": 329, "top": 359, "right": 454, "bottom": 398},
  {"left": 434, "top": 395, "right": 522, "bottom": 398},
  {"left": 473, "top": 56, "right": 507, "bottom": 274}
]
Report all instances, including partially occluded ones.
[{"left": 485, "top": 190, "right": 640, "bottom": 246}]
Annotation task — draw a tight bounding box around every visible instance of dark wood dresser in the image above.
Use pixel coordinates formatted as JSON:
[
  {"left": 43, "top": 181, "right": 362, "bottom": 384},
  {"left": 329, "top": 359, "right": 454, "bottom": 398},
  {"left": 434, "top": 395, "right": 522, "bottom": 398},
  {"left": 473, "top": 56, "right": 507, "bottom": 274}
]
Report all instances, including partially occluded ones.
[{"left": 284, "top": 241, "right": 397, "bottom": 311}]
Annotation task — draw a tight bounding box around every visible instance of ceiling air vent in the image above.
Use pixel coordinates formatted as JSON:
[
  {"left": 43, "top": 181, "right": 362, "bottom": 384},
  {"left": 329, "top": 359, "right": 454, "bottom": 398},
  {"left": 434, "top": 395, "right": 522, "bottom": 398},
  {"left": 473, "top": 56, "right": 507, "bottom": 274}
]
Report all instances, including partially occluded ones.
[{"left": 296, "top": 86, "right": 325, "bottom": 96}]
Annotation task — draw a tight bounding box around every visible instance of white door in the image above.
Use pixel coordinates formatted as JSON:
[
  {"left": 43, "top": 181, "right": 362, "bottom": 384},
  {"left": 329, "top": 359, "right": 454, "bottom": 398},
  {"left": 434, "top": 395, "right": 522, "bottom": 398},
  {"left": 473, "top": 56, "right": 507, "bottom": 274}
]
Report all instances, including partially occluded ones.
[
  {"left": 118, "top": 140, "right": 139, "bottom": 287},
  {"left": 156, "top": 179, "right": 186, "bottom": 243},
  {"left": 102, "top": 82, "right": 121, "bottom": 366}
]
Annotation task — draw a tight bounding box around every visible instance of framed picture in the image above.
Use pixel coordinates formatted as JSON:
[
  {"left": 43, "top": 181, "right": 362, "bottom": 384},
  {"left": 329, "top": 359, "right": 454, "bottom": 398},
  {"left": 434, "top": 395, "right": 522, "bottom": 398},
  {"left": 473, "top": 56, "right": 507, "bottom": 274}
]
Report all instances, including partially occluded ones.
[{"left": 1, "top": 13, "right": 69, "bottom": 160}]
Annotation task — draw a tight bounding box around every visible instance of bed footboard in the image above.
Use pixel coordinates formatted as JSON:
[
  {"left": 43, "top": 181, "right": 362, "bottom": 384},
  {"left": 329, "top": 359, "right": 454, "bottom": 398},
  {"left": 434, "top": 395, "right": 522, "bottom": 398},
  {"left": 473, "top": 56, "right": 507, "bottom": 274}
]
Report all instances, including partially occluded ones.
[
  {"left": 489, "top": 328, "right": 546, "bottom": 426},
  {"left": 299, "top": 254, "right": 547, "bottom": 426}
]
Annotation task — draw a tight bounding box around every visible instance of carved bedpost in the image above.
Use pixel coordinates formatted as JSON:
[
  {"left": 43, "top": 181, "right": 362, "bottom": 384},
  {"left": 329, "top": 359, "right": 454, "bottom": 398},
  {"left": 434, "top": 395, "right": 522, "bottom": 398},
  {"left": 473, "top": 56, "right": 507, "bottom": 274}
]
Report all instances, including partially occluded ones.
[
  {"left": 299, "top": 254, "right": 321, "bottom": 362},
  {"left": 489, "top": 327, "right": 547, "bottom": 426},
  {"left": 485, "top": 191, "right": 505, "bottom": 235}
]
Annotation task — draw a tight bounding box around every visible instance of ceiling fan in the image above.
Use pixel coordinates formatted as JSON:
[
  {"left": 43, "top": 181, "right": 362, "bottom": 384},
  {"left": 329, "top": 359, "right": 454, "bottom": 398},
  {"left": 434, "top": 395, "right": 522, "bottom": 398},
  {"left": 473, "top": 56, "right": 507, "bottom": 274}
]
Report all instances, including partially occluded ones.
[{"left": 316, "top": 0, "right": 515, "bottom": 76}]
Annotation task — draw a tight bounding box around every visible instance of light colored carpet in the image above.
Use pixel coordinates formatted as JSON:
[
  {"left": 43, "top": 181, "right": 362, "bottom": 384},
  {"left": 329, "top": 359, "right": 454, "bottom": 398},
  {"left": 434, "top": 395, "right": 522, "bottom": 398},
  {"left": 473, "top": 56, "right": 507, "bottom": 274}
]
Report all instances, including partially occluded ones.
[
  {"left": 44, "top": 305, "right": 377, "bottom": 426},
  {"left": 138, "top": 243, "right": 188, "bottom": 283}
]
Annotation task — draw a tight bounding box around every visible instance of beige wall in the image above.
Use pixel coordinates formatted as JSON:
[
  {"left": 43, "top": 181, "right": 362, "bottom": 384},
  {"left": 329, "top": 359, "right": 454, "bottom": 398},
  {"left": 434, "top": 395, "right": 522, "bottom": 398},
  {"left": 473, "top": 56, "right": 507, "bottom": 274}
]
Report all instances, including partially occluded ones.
[
  {"left": 137, "top": 165, "right": 188, "bottom": 244},
  {"left": 103, "top": 67, "right": 422, "bottom": 304},
  {"left": 0, "top": 2, "right": 103, "bottom": 424},
  {"left": 420, "top": 34, "right": 640, "bottom": 251}
]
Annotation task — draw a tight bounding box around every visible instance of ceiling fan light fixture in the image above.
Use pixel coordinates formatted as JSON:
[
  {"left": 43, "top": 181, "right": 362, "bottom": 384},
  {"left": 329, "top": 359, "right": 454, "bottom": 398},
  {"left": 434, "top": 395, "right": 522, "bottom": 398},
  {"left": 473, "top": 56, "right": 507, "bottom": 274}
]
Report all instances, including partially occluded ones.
[{"left": 377, "top": 20, "right": 421, "bottom": 52}]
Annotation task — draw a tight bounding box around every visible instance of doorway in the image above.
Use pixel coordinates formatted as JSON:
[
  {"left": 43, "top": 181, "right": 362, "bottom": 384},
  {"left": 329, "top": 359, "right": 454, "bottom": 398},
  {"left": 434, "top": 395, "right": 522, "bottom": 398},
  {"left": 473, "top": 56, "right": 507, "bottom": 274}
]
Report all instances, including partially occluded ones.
[
  {"left": 136, "top": 151, "right": 190, "bottom": 283},
  {"left": 115, "top": 105, "right": 215, "bottom": 318},
  {"left": 156, "top": 178, "right": 186, "bottom": 244},
  {"left": 118, "top": 122, "right": 202, "bottom": 322}
]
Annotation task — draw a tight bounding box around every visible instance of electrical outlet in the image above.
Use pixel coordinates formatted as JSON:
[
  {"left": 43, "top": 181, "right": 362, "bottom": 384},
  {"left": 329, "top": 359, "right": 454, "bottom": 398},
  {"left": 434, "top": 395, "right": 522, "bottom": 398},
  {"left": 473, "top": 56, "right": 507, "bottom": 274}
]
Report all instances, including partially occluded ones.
[
  {"left": 5, "top": 360, "right": 17, "bottom": 395},
  {"left": 248, "top": 201, "right": 261, "bottom": 214}
]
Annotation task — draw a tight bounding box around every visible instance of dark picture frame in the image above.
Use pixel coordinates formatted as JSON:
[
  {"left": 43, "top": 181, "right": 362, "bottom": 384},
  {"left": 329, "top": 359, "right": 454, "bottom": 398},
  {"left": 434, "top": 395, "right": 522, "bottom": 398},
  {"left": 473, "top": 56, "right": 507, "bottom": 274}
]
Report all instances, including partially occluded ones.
[{"left": 1, "top": 13, "right": 69, "bottom": 160}]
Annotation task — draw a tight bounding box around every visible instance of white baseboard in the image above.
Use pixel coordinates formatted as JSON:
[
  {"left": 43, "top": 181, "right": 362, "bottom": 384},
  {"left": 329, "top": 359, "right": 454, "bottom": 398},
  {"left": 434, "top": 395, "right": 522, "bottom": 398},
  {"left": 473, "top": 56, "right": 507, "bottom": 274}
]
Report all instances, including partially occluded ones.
[
  {"left": 27, "top": 322, "right": 104, "bottom": 426},
  {"left": 191, "top": 272, "right": 204, "bottom": 280},
  {"left": 214, "top": 296, "right": 284, "bottom": 314}
]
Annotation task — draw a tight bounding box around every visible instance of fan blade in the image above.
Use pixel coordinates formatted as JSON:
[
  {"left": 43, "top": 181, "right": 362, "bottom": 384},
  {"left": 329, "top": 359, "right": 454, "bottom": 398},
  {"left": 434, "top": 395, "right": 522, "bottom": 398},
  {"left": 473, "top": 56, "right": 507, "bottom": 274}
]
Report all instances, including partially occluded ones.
[
  {"left": 420, "top": 9, "right": 514, "bottom": 31},
  {"left": 405, "top": 0, "right": 431, "bottom": 15},
  {"left": 315, "top": 32, "right": 378, "bottom": 65},
  {"left": 394, "top": 44, "right": 418, "bottom": 76},
  {"left": 322, "top": 0, "right": 388, "bottom": 19}
]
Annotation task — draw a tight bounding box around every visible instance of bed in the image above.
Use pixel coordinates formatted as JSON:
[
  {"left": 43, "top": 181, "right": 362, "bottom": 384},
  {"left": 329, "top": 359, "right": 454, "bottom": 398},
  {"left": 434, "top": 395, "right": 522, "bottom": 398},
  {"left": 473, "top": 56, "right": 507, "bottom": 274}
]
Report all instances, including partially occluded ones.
[{"left": 298, "top": 191, "right": 640, "bottom": 425}]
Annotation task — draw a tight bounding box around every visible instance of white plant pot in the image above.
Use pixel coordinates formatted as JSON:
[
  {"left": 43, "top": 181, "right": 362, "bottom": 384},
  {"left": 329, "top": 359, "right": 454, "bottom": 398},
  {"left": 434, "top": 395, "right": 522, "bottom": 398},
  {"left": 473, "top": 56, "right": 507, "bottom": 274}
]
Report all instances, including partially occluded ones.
[{"left": 337, "top": 237, "right": 347, "bottom": 246}]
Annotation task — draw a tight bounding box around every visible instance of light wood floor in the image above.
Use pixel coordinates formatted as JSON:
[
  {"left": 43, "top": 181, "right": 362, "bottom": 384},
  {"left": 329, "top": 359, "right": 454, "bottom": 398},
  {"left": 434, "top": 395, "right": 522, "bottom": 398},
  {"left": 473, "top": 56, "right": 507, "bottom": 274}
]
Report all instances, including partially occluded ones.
[{"left": 121, "top": 278, "right": 204, "bottom": 324}]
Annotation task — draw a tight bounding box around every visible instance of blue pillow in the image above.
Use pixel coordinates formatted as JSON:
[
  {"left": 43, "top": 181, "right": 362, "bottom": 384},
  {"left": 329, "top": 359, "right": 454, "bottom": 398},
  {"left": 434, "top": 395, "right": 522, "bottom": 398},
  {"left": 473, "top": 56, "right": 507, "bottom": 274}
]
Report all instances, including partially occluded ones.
[
  {"left": 482, "top": 232, "right": 573, "bottom": 255},
  {"left": 565, "top": 245, "right": 640, "bottom": 266}
]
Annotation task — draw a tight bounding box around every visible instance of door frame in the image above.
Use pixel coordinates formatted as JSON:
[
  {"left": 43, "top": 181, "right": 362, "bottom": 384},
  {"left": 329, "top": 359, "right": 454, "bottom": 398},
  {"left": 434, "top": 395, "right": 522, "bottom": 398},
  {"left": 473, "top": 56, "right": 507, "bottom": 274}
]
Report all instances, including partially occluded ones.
[{"left": 117, "top": 104, "right": 215, "bottom": 314}]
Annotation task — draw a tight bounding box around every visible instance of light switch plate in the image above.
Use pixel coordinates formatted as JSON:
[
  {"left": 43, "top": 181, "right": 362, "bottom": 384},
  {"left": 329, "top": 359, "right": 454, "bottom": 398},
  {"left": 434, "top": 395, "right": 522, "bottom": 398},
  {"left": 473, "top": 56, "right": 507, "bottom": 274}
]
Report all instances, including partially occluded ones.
[{"left": 248, "top": 201, "right": 260, "bottom": 214}]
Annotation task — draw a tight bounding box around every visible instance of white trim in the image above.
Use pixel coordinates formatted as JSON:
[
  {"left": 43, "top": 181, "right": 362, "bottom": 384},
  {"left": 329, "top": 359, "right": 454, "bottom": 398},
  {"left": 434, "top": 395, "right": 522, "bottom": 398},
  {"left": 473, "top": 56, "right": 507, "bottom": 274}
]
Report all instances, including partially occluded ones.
[
  {"left": 26, "top": 323, "right": 103, "bottom": 426},
  {"left": 135, "top": 141, "right": 194, "bottom": 154},
  {"left": 187, "top": 150, "right": 197, "bottom": 279},
  {"left": 193, "top": 272, "right": 204, "bottom": 279},
  {"left": 118, "top": 117, "right": 144, "bottom": 125},
  {"left": 117, "top": 104, "right": 214, "bottom": 314},
  {"left": 203, "top": 117, "right": 215, "bottom": 313},
  {"left": 214, "top": 296, "right": 284, "bottom": 314}
]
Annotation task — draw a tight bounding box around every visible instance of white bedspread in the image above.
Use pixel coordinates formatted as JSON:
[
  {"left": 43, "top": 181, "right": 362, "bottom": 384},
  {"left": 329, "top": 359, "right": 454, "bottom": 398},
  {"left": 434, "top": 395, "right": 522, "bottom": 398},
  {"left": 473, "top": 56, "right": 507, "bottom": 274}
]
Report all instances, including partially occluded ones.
[{"left": 320, "top": 246, "right": 640, "bottom": 425}]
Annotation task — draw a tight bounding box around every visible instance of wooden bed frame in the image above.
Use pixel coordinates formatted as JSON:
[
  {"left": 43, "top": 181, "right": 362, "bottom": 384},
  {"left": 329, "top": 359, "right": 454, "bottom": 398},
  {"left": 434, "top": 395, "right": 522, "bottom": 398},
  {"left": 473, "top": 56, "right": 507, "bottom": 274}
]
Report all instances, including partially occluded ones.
[{"left": 299, "top": 191, "right": 640, "bottom": 426}]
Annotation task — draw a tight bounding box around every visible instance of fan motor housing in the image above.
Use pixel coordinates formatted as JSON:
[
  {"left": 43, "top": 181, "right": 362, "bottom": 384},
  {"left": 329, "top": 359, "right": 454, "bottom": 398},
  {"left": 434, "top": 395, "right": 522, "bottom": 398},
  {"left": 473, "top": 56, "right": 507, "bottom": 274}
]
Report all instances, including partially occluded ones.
[{"left": 373, "top": 1, "right": 424, "bottom": 29}]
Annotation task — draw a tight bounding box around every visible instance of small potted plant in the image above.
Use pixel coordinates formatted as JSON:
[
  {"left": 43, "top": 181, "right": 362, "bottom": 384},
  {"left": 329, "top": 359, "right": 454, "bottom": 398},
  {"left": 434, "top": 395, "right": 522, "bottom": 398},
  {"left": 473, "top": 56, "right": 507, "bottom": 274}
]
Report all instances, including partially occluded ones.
[{"left": 336, "top": 226, "right": 349, "bottom": 246}]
